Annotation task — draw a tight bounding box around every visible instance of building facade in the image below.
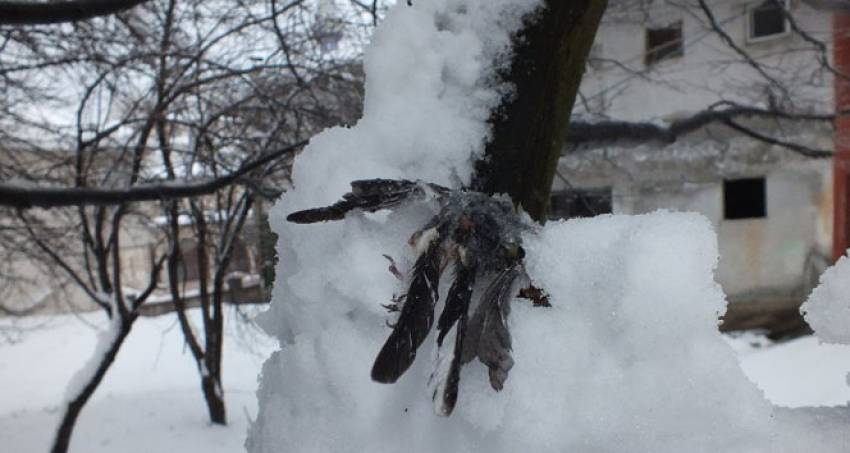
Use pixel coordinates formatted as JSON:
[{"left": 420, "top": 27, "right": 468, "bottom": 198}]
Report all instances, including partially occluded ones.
[{"left": 558, "top": 0, "right": 836, "bottom": 335}]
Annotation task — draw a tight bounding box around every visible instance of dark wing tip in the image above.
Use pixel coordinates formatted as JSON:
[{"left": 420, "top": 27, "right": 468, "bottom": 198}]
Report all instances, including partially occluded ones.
[
  {"left": 370, "top": 337, "right": 411, "bottom": 383},
  {"left": 286, "top": 207, "right": 345, "bottom": 224},
  {"left": 370, "top": 364, "right": 401, "bottom": 384}
]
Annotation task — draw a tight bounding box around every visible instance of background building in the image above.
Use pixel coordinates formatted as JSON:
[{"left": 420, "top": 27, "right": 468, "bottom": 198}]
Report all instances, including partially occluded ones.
[{"left": 557, "top": 0, "right": 836, "bottom": 337}]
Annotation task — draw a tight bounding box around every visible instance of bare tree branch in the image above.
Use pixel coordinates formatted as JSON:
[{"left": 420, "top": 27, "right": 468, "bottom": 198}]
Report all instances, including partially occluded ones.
[
  {"left": 567, "top": 103, "right": 839, "bottom": 154},
  {"left": 721, "top": 118, "right": 832, "bottom": 158},
  {"left": 1, "top": 140, "right": 307, "bottom": 209},
  {"left": 695, "top": 0, "right": 790, "bottom": 101},
  {"left": 0, "top": 0, "right": 150, "bottom": 25}
]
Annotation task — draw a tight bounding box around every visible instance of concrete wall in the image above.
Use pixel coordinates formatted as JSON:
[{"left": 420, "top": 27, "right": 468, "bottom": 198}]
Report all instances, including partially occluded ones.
[
  {"left": 557, "top": 132, "right": 832, "bottom": 304},
  {"left": 1, "top": 212, "right": 160, "bottom": 315},
  {"left": 578, "top": 0, "right": 832, "bottom": 122},
  {"left": 561, "top": 0, "right": 835, "bottom": 309}
]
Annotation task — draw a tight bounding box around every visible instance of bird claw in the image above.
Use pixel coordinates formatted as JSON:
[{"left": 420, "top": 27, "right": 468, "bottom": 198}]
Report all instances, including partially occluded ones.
[
  {"left": 517, "top": 284, "right": 551, "bottom": 307},
  {"left": 382, "top": 254, "right": 405, "bottom": 281}
]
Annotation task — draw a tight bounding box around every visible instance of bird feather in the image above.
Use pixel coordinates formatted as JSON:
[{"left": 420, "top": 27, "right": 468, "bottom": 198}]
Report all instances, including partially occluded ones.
[{"left": 371, "top": 230, "right": 443, "bottom": 383}]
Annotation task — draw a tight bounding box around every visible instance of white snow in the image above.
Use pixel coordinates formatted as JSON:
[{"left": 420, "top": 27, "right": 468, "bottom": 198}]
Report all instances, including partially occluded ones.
[
  {"left": 63, "top": 308, "right": 124, "bottom": 403},
  {"left": 3, "top": 302, "right": 850, "bottom": 452},
  {"left": 280, "top": 0, "right": 541, "bottom": 217},
  {"left": 802, "top": 252, "right": 850, "bottom": 345},
  {"left": 253, "top": 205, "right": 850, "bottom": 452},
  {"left": 727, "top": 332, "right": 850, "bottom": 408},
  {"left": 247, "top": 0, "right": 850, "bottom": 452},
  {"left": 0, "top": 308, "right": 276, "bottom": 453}
]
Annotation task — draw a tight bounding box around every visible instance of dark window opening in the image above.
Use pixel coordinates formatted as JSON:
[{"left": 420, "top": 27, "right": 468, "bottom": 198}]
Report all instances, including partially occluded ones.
[
  {"left": 226, "top": 239, "right": 253, "bottom": 274},
  {"left": 176, "top": 238, "right": 253, "bottom": 282},
  {"left": 724, "top": 177, "right": 766, "bottom": 219},
  {"left": 750, "top": 0, "right": 787, "bottom": 40},
  {"left": 645, "top": 22, "right": 683, "bottom": 66},
  {"left": 549, "top": 188, "right": 613, "bottom": 220}
]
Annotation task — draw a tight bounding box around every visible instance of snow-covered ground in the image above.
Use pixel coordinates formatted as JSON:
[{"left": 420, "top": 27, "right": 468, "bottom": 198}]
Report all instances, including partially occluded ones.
[
  {"left": 0, "top": 308, "right": 276, "bottom": 453},
  {"left": 726, "top": 331, "right": 850, "bottom": 408},
  {"left": 1, "top": 307, "right": 848, "bottom": 452}
]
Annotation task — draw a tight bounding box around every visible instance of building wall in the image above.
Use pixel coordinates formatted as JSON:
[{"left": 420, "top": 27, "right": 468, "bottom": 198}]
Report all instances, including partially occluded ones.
[
  {"left": 579, "top": 0, "right": 832, "bottom": 122},
  {"left": 616, "top": 159, "right": 829, "bottom": 300},
  {"left": 560, "top": 0, "right": 835, "bottom": 308},
  {"left": 558, "top": 135, "right": 832, "bottom": 304},
  {"left": 3, "top": 217, "right": 261, "bottom": 315},
  {"left": 1, "top": 212, "right": 161, "bottom": 314}
]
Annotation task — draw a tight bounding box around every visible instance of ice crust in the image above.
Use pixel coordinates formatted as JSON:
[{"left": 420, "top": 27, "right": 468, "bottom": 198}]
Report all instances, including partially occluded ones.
[{"left": 249, "top": 1, "right": 850, "bottom": 451}]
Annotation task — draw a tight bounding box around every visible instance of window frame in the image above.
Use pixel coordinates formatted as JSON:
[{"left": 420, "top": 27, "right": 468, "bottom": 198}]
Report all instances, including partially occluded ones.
[
  {"left": 644, "top": 20, "right": 684, "bottom": 67},
  {"left": 723, "top": 177, "right": 767, "bottom": 220},
  {"left": 746, "top": 0, "right": 791, "bottom": 44}
]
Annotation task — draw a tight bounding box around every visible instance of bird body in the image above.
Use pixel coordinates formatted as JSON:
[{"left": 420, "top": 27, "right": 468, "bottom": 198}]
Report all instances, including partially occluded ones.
[{"left": 288, "top": 179, "right": 540, "bottom": 416}]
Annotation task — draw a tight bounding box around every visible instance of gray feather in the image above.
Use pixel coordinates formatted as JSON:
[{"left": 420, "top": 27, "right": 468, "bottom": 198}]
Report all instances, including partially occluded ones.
[{"left": 463, "top": 265, "right": 519, "bottom": 391}]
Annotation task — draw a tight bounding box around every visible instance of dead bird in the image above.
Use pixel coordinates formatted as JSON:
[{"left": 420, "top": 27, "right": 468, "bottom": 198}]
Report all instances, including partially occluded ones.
[{"left": 288, "top": 178, "right": 548, "bottom": 416}]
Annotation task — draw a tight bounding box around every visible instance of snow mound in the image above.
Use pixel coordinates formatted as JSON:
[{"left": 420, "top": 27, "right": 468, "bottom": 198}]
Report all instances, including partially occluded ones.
[
  {"left": 249, "top": 0, "right": 850, "bottom": 451},
  {"left": 802, "top": 253, "right": 850, "bottom": 344},
  {"left": 251, "top": 209, "right": 850, "bottom": 452}
]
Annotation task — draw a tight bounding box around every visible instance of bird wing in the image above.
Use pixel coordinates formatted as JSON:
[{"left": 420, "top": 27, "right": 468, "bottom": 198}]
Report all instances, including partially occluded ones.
[
  {"left": 436, "top": 264, "right": 476, "bottom": 346},
  {"left": 286, "top": 179, "right": 448, "bottom": 223},
  {"left": 430, "top": 264, "right": 476, "bottom": 416},
  {"left": 371, "top": 227, "right": 443, "bottom": 383}
]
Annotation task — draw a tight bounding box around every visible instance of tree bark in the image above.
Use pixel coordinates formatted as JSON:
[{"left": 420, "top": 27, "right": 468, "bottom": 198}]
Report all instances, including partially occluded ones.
[
  {"left": 201, "top": 374, "right": 227, "bottom": 424},
  {"left": 472, "top": 0, "right": 607, "bottom": 223},
  {"left": 165, "top": 201, "right": 229, "bottom": 425}
]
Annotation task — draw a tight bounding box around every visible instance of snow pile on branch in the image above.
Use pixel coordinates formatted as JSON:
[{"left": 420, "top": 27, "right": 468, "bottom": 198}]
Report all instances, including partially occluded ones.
[
  {"left": 63, "top": 303, "right": 123, "bottom": 403},
  {"left": 249, "top": 1, "right": 850, "bottom": 452},
  {"left": 802, "top": 253, "right": 850, "bottom": 345},
  {"left": 284, "top": 0, "right": 539, "bottom": 215}
]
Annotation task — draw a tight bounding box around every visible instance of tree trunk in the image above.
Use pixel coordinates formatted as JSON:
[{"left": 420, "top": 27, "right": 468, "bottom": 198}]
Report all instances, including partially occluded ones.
[
  {"left": 201, "top": 373, "right": 227, "bottom": 424},
  {"left": 52, "top": 318, "right": 133, "bottom": 453},
  {"left": 472, "top": 0, "right": 607, "bottom": 223}
]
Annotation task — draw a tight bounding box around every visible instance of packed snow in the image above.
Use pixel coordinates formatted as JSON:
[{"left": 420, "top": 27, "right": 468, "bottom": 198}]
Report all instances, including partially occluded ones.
[
  {"left": 728, "top": 332, "right": 850, "bottom": 409},
  {"left": 0, "top": 308, "right": 276, "bottom": 453},
  {"left": 248, "top": 0, "right": 850, "bottom": 451},
  {"left": 254, "top": 206, "right": 850, "bottom": 452},
  {"left": 2, "top": 303, "right": 850, "bottom": 452},
  {"left": 802, "top": 252, "right": 850, "bottom": 345},
  {"left": 279, "top": 0, "right": 541, "bottom": 219}
]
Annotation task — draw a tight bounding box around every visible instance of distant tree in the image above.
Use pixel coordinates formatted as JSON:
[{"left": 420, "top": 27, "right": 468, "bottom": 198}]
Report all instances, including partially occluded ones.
[{"left": 1, "top": 0, "right": 366, "bottom": 451}]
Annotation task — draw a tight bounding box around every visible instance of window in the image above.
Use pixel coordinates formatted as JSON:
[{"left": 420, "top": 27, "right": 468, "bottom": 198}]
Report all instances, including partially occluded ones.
[
  {"left": 724, "top": 177, "right": 766, "bottom": 219},
  {"left": 226, "top": 239, "right": 254, "bottom": 274},
  {"left": 748, "top": 0, "right": 788, "bottom": 41},
  {"left": 645, "top": 22, "right": 683, "bottom": 66},
  {"left": 549, "top": 188, "right": 613, "bottom": 220},
  {"left": 178, "top": 239, "right": 202, "bottom": 281}
]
